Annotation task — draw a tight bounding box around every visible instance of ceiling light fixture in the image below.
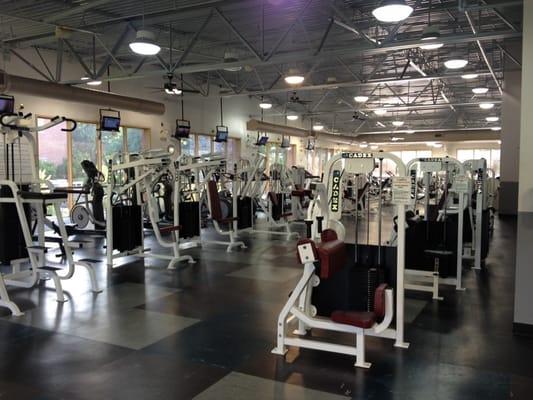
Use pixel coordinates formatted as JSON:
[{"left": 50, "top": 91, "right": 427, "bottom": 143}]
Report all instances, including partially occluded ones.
[
  {"left": 444, "top": 59, "right": 468, "bottom": 69},
  {"left": 405, "top": 129, "right": 416, "bottom": 134},
  {"left": 372, "top": 0, "right": 413, "bottom": 23},
  {"left": 284, "top": 69, "right": 305, "bottom": 85},
  {"left": 392, "top": 120, "right": 404, "bottom": 127},
  {"left": 480, "top": 102, "right": 495, "bottom": 110},
  {"left": 87, "top": 80, "right": 102, "bottom": 86},
  {"left": 287, "top": 114, "right": 299, "bottom": 121},
  {"left": 461, "top": 74, "right": 479, "bottom": 80},
  {"left": 374, "top": 108, "right": 387, "bottom": 116},
  {"left": 81, "top": 76, "right": 90, "bottom": 81},
  {"left": 370, "top": 145, "right": 379, "bottom": 150},
  {"left": 432, "top": 143, "right": 443, "bottom": 148},
  {"left": 354, "top": 95, "right": 369, "bottom": 103},
  {"left": 486, "top": 116, "right": 499, "bottom": 122},
  {"left": 391, "top": 136, "right": 404, "bottom": 141},
  {"left": 359, "top": 143, "right": 369, "bottom": 148},
  {"left": 129, "top": 30, "right": 161, "bottom": 56},
  {"left": 491, "top": 126, "right": 502, "bottom": 131},
  {"left": 472, "top": 87, "right": 489, "bottom": 95},
  {"left": 259, "top": 101, "right": 273, "bottom": 109},
  {"left": 419, "top": 24, "right": 443, "bottom": 50},
  {"left": 313, "top": 123, "right": 324, "bottom": 131}
]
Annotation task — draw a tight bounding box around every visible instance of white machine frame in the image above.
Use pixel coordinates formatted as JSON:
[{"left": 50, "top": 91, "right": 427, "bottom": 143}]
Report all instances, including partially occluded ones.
[{"left": 272, "top": 151, "right": 409, "bottom": 368}]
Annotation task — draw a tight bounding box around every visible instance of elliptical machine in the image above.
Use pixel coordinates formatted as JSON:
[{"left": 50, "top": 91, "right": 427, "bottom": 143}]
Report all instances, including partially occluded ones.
[{"left": 69, "top": 160, "right": 106, "bottom": 230}]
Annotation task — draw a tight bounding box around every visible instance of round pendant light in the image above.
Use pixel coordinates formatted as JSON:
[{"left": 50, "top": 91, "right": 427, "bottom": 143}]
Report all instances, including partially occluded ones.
[
  {"left": 444, "top": 59, "right": 468, "bottom": 69},
  {"left": 129, "top": 30, "right": 161, "bottom": 56},
  {"left": 472, "top": 87, "right": 489, "bottom": 95},
  {"left": 372, "top": 0, "right": 414, "bottom": 23}
]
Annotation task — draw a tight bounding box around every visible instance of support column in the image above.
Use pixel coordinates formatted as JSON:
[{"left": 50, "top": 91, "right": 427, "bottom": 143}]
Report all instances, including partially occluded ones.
[
  {"left": 500, "top": 43, "right": 522, "bottom": 215},
  {"left": 514, "top": 1, "right": 533, "bottom": 334}
]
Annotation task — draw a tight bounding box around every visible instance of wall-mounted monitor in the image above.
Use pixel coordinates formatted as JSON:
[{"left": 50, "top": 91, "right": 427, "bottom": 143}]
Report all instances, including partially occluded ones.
[
  {"left": 174, "top": 119, "right": 191, "bottom": 138},
  {"left": 306, "top": 140, "right": 315, "bottom": 151},
  {"left": 0, "top": 94, "right": 14, "bottom": 115},
  {"left": 101, "top": 115, "right": 121, "bottom": 132},
  {"left": 281, "top": 137, "right": 290, "bottom": 148},
  {"left": 215, "top": 125, "right": 229, "bottom": 142},
  {"left": 257, "top": 136, "right": 269, "bottom": 146}
]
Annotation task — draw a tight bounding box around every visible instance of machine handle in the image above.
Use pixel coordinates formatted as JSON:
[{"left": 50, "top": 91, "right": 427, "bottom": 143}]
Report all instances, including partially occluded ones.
[
  {"left": 61, "top": 117, "right": 77, "bottom": 132},
  {"left": 0, "top": 112, "right": 21, "bottom": 129}
]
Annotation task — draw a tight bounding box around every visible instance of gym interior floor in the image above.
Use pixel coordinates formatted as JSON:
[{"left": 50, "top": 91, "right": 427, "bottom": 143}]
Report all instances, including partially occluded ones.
[{"left": 0, "top": 212, "right": 531, "bottom": 399}]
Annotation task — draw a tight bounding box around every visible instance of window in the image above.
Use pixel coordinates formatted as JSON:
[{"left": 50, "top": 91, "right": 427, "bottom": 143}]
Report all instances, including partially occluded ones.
[
  {"left": 101, "top": 128, "right": 124, "bottom": 166},
  {"left": 37, "top": 117, "right": 69, "bottom": 188},
  {"left": 213, "top": 140, "right": 226, "bottom": 154},
  {"left": 227, "top": 138, "right": 239, "bottom": 162},
  {"left": 457, "top": 148, "right": 501, "bottom": 176},
  {"left": 72, "top": 122, "right": 97, "bottom": 188},
  {"left": 180, "top": 137, "right": 195, "bottom": 156},
  {"left": 198, "top": 135, "right": 211, "bottom": 155},
  {"left": 127, "top": 127, "right": 144, "bottom": 153}
]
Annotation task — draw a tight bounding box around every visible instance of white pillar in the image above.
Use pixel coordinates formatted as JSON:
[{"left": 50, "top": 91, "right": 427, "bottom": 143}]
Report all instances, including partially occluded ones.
[{"left": 514, "top": 1, "right": 533, "bottom": 333}]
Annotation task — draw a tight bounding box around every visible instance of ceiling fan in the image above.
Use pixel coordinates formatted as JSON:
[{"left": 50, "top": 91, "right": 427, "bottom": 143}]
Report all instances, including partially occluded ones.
[
  {"left": 288, "top": 91, "right": 312, "bottom": 105},
  {"left": 145, "top": 73, "right": 200, "bottom": 95}
]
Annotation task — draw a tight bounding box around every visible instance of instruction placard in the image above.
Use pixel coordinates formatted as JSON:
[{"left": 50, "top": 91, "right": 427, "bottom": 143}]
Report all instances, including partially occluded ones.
[
  {"left": 392, "top": 176, "right": 414, "bottom": 205},
  {"left": 454, "top": 175, "right": 469, "bottom": 193}
]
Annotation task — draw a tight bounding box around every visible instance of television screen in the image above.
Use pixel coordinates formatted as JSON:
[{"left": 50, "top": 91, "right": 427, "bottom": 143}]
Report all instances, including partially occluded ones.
[
  {"left": 281, "top": 137, "right": 290, "bottom": 148},
  {"left": 306, "top": 140, "right": 315, "bottom": 151},
  {"left": 215, "top": 125, "right": 228, "bottom": 142},
  {"left": 174, "top": 119, "right": 191, "bottom": 138},
  {"left": 257, "top": 136, "right": 269, "bottom": 146},
  {"left": 0, "top": 95, "right": 14, "bottom": 114},
  {"left": 101, "top": 115, "right": 121, "bottom": 132}
]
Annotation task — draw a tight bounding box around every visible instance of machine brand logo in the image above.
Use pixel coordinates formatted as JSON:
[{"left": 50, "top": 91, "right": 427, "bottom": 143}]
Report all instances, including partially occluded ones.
[
  {"left": 341, "top": 152, "right": 374, "bottom": 159},
  {"left": 331, "top": 170, "right": 341, "bottom": 212},
  {"left": 419, "top": 157, "right": 442, "bottom": 162}
]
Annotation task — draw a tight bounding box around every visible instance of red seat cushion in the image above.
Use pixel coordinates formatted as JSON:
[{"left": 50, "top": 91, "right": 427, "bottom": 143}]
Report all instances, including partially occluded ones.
[
  {"left": 373, "top": 283, "right": 388, "bottom": 319},
  {"left": 207, "top": 180, "right": 223, "bottom": 222},
  {"left": 331, "top": 310, "right": 376, "bottom": 329},
  {"left": 316, "top": 240, "right": 346, "bottom": 279},
  {"left": 291, "top": 189, "right": 311, "bottom": 197}
]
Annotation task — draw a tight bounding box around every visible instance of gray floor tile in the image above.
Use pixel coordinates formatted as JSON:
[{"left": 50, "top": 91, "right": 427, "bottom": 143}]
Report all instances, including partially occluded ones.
[
  {"left": 404, "top": 298, "right": 428, "bottom": 323},
  {"left": 193, "top": 372, "right": 349, "bottom": 400},
  {"left": 227, "top": 265, "right": 302, "bottom": 283}
]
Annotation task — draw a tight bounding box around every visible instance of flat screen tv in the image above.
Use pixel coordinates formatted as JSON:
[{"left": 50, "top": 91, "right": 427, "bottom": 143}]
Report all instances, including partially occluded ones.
[
  {"left": 174, "top": 119, "right": 191, "bottom": 138},
  {"left": 257, "top": 136, "right": 269, "bottom": 146},
  {"left": 306, "top": 140, "right": 315, "bottom": 151},
  {"left": 281, "top": 137, "right": 290, "bottom": 148},
  {"left": 0, "top": 94, "right": 14, "bottom": 114},
  {"left": 101, "top": 115, "right": 121, "bottom": 132},
  {"left": 215, "top": 125, "right": 229, "bottom": 142}
]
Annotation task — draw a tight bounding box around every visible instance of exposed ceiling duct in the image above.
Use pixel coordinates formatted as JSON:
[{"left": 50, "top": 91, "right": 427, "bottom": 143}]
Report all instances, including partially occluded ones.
[
  {"left": 247, "top": 119, "right": 357, "bottom": 145},
  {"left": 0, "top": 71, "right": 165, "bottom": 115}
]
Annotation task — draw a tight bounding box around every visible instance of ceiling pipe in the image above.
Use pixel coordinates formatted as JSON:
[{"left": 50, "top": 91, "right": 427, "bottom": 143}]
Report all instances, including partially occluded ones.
[
  {"left": 0, "top": 71, "right": 165, "bottom": 115},
  {"left": 247, "top": 119, "right": 358, "bottom": 145}
]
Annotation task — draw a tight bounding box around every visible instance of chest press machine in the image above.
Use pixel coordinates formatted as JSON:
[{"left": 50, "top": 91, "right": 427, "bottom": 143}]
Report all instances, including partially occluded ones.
[{"left": 272, "top": 151, "right": 409, "bottom": 368}]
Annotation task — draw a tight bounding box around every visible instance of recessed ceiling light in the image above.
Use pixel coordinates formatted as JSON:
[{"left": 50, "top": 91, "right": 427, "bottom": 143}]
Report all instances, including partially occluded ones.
[
  {"left": 313, "top": 123, "right": 324, "bottom": 131},
  {"left": 354, "top": 96, "right": 369, "bottom": 103},
  {"left": 404, "top": 129, "right": 416, "bottom": 134},
  {"left": 372, "top": 0, "right": 414, "bottom": 23},
  {"left": 392, "top": 121, "right": 405, "bottom": 127},
  {"left": 472, "top": 87, "right": 489, "bottom": 94},
  {"left": 480, "top": 103, "right": 495, "bottom": 110},
  {"left": 462, "top": 74, "right": 479, "bottom": 80},
  {"left": 491, "top": 126, "right": 502, "bottom": 131},
  {"left": 486, "top": 116, "right": 499, "bottom": 122},
  {"left": 432, "top": 143, "right": 443, "bottom": 148},
  {"left": 374, "top": 108, "right": 387, "bottom": 116},
  {"left": 81, "top": 76, "right": 90, "bottom": 81},
  {"left": 287, "top": 114, "right": 298, "bottom": 121},
  {"left": 259, "top": 102, "right": 272, "bottom": 109},
  {"left": 359, "top": 143, "right": 369, "bottom": 148},
  {"left": 444, "top": 59, "right": 468, "bottom": 69},
  {"left": 391, "top": 136, "right": 404, "bottom": 141},
  {"left": 129, "top": 30, "right": 161, "bottom": 56},
  {"left": 370, "top": 145, "right": 379, "bottom": 150},
  {"left": 87, "top": 80, "right": 102, "bottom": 86}
]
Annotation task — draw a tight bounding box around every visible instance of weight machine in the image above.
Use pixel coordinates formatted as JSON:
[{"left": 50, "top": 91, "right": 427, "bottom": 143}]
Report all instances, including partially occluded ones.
[{"left": 0, "top": 110, "right": 101, "bottom": 315}]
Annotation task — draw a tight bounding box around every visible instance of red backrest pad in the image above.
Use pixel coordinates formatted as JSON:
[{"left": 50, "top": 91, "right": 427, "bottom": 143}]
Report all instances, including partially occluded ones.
[
  {"left": 268, "top": 192, "right": 279, "bottom": 206},
  {"left": 320, "top": 229, "right": 338, "bottom": 243},
  {"left": 373, "top": 283, "right": 389, "bottom": 319},
  {"left": 207, "top": 180, "right": 223, "bottom": 222},
  {"left": 317, "top": 240, "right": 346, "bottom": 279}
]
